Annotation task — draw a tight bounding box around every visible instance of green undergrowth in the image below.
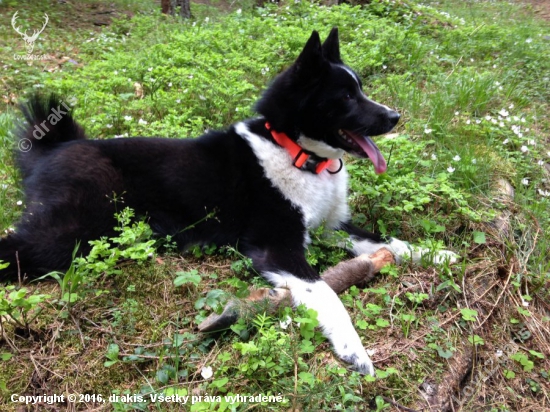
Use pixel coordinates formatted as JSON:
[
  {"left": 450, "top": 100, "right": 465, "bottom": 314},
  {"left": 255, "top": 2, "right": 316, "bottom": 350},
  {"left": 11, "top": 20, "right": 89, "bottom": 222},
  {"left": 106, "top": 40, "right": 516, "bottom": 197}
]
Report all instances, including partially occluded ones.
[{"left": 0, "top": 0, "right": 549, "bottom": 410}]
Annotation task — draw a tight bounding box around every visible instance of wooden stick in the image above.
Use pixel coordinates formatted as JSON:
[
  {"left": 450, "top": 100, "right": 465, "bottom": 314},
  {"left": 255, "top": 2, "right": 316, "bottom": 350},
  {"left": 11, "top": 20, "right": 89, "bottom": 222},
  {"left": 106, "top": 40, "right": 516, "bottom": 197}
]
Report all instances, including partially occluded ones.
[{"left": 198, "top": 248, "right": 395, "bottom": 332}]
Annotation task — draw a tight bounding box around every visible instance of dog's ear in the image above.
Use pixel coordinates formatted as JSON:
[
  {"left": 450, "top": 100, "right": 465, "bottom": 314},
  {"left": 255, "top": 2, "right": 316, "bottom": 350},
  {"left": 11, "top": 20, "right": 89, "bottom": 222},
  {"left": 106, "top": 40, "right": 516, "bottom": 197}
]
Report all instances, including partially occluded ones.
[
  {"left": 322, "top": 27, "right": 342, "bottom": 64},
  {"left": 294, "top": 30, "right": 327, "bottom": 78}
]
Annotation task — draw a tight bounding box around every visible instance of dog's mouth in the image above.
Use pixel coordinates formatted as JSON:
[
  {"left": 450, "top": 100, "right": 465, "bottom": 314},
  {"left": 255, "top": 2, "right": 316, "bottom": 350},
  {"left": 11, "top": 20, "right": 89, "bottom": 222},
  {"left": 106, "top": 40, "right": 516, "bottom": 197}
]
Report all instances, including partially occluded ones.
[{"left": 337, "top": 129, "right": 387, "bottom": 174}]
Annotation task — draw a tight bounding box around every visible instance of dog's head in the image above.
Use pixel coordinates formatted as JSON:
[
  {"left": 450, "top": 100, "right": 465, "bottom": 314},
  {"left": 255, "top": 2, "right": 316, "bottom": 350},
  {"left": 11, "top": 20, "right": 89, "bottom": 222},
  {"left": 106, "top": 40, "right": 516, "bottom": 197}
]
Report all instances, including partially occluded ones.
[{"left": 256, "top": 28, "right": 399, "bottom": 174}]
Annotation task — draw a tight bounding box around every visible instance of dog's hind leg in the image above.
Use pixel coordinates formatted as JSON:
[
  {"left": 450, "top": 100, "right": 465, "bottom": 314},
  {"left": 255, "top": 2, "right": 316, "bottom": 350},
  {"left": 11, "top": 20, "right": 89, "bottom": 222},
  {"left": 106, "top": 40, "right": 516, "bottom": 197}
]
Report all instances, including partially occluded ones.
[
  {"left": 0, "top": 197, "right": 118, "bottom": 282},
  {"left": 0, "top": 236, "right": 22, "bottom": 280},
  {"left": 0, "top": 229, "right": 92, "bottom": 282},
  {"left": 0, "top": 232, "right": 76, "bottom": 282},
  {"left": 340, "top": 221, "right": 459, "bottom": 265},
  {"left": 247, "top": 246, "right": 375, "bottom": 376}
]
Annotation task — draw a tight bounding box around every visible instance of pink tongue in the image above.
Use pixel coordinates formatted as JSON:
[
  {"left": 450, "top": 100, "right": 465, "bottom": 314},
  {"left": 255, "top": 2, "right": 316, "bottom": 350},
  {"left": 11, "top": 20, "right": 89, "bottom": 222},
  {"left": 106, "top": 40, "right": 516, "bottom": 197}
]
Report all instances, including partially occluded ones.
[{"left": 347, "top": 131, "right": 387, "bottom": 174}]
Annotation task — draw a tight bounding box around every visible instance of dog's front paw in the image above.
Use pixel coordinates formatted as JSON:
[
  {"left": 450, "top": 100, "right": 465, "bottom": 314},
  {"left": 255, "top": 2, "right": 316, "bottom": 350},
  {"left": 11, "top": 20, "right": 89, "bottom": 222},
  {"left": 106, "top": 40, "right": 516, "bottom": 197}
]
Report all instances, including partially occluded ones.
[
  {"left": 430, "top": 249, "right": 460, "bottom": 265},
  {"left": 333, "top": 337, "right": 375, "bottom": 376},
  {"left": 342, "top": 352, "right": 375, "bottom": 376},
  {"left": 388, "top": 238, "right": 459, "bottom": 265}
]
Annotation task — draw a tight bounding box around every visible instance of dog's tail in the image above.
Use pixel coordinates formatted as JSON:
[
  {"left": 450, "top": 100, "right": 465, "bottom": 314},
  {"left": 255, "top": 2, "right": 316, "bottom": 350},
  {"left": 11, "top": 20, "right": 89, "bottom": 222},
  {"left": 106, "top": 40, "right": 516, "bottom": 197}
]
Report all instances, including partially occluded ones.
[{"left": 16, "top": 93, "right": 86, "bottom": 177}]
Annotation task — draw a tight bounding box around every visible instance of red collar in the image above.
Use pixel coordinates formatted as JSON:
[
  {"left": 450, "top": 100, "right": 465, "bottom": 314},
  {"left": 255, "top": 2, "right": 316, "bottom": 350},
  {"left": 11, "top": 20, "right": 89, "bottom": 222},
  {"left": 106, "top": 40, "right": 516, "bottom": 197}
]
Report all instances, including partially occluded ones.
[{"left": 265, "top": 122, "right": 342, "bottom": 174}]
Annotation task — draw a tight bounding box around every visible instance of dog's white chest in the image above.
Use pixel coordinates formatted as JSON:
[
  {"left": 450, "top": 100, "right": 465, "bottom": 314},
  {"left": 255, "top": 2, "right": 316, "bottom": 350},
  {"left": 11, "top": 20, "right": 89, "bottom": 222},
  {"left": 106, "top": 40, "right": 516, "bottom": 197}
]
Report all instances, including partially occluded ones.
[{"left": 236, "top": 123, "right": 350, "bottom": 231}]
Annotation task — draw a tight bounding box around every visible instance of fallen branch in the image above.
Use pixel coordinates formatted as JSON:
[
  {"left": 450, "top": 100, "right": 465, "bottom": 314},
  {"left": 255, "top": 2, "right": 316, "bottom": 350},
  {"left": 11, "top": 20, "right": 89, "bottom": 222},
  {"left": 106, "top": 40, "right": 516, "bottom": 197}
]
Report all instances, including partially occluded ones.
[
  {"left": 198, "top": 248, "right": 395, "bottom": 332},
  {"left": 416, "top": 342, "right": 473, "bottom": 411}
]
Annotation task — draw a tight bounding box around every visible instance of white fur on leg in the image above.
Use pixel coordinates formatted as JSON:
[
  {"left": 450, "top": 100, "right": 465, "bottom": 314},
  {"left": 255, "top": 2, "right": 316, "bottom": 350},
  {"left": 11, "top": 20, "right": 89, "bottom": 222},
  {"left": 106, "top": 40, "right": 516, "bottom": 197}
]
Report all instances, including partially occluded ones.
[
  {"left": 351, "top": 237, "right": 459, "bottom": 265},
  {"left": 264, "top": 271, "right": 374, "bottom": 376}
]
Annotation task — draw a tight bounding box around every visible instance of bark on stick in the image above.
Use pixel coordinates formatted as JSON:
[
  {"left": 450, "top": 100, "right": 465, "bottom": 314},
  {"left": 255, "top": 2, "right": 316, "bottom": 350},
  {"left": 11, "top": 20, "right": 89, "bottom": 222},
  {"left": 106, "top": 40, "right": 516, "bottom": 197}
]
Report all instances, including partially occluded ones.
[{"left": 198, "top": 248, "right": 395, "bottom": 332}]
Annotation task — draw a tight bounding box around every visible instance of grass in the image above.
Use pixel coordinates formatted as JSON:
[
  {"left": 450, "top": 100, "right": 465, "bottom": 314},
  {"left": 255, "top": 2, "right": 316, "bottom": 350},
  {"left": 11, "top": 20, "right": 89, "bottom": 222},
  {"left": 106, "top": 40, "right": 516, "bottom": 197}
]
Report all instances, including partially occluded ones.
[{"left": 1, "top": 0, "right": 549, "bottom": 410}]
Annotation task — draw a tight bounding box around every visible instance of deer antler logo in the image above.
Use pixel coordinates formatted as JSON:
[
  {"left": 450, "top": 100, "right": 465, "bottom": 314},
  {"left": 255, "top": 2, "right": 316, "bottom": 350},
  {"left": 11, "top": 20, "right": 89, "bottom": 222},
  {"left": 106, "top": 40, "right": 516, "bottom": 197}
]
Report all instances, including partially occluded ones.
[{"left": 11, "top": 11, "right": 49, "bottom": 55}]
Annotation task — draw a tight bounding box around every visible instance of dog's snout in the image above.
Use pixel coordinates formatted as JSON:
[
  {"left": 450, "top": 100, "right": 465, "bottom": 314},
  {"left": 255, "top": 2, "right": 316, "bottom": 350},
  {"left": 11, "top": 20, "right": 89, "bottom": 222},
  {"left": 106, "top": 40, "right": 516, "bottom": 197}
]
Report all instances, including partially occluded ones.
[{"left": 388, "top": 110, "right": 400, "bottom": 127}]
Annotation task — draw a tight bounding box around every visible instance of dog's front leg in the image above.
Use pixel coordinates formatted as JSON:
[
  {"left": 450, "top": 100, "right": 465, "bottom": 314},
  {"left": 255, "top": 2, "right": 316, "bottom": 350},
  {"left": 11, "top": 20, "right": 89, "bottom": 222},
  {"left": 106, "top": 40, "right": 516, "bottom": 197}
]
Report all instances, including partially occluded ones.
[
  {"left": 249, "top": 247, "right": 375, "bottom": 375},
  {"left": 340, "top": 222, "right": 459, "bottom": 265}
]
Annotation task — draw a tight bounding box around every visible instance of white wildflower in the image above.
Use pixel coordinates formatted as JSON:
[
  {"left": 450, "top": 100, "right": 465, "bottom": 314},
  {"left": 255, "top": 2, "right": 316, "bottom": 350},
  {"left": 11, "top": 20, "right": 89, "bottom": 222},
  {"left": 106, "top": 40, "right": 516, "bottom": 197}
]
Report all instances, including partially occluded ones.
[
  {"left": 447, "top": 166, "right": 455, "bottom": 173},
  {"left": 16, "top": 200, "right": 23, "bottom": 206},
  {"left": 106, "top": 124, "right": 113, "bottom": 129},
  {"left": 521, "top": 178, "right": 529, "bottom": 185},
  {"left": 431, "top": 154, "right": 437, "bottom": 161},
  {"left": 453, "top": 155, "right": 461, "bottom": 162},
  {"left": 200, "top": 366, "right": 213, "bottom": 380},
  {"left": 124, "top": 115, "right": 132, "bottom": 121},
  {"left": 424, "top": 128, "right": 432, "bottom": 134},
  {"left": 279, "top": 316, "right": 292, "bottom": 330},
  {"left": 472, "top": 159, "right": 477, "bottom": 164},
  {"left": 520, "top": 145, "right": 529, "bottom": 153},
  {"left": 525, "top": 38, "right": 533, "bottom": 43},
  {"left": 498, "top": 109, "right": 509, "bottom": 117},
  {"left": 138, "top": 118, "right": 148, "bottom": 125}
]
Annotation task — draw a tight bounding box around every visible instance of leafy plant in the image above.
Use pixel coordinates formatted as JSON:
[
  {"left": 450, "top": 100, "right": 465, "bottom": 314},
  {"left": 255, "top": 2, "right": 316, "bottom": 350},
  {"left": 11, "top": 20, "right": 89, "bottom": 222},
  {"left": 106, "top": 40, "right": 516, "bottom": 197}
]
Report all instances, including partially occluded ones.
[
  {"left": 0, "top": 286, "right": 50, "bottom": 331},
  {"left": 174, "top": 269, "right": 202, "bottom": 287}
]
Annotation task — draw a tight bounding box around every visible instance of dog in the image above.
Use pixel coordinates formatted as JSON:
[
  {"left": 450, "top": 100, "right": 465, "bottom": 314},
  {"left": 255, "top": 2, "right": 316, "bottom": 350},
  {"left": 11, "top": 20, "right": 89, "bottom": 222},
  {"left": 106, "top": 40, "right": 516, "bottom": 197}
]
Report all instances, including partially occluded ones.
[{"left": 0, "top": 28, "right": 457, "bottom": 375}]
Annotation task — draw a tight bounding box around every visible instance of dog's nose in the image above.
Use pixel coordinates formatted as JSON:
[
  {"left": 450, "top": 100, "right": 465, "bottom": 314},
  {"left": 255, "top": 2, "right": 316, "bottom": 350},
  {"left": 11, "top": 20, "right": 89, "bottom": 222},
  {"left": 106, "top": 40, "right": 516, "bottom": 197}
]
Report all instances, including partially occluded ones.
[{"left": 388, "top": 110, "right": 400, "bottom": 126}]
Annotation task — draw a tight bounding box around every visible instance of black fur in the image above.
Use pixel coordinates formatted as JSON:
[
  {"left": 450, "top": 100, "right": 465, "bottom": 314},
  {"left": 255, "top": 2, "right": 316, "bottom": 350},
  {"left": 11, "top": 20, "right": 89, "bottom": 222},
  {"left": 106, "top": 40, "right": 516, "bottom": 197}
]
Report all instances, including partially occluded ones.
[{"left": 0, "top": 28, "right": 398, "bottom": 282}]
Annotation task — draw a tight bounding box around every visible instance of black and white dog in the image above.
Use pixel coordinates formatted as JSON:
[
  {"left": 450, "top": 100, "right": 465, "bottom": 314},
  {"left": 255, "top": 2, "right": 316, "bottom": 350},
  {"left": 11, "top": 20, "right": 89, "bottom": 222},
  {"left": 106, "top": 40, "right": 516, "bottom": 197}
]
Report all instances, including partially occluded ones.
[{"left": 0, "top": 28, "right": 456, "bottom": 375}]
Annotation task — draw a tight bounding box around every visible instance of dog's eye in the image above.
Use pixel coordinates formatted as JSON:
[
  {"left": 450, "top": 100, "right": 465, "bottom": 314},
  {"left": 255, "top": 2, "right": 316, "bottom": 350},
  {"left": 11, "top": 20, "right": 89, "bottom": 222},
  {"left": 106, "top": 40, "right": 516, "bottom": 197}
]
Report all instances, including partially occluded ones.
[{"left": 343, "top": 94, "right": 353, "bottom": 101}]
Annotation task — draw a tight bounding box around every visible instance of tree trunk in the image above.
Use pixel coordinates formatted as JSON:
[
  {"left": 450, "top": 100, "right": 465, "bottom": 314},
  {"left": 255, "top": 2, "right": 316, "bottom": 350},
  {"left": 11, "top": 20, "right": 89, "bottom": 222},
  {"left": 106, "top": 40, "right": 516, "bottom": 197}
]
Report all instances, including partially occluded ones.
[{"left": 161, "top": 0, "right": 191, "bottom": 19}]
